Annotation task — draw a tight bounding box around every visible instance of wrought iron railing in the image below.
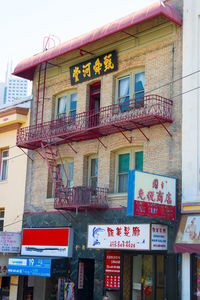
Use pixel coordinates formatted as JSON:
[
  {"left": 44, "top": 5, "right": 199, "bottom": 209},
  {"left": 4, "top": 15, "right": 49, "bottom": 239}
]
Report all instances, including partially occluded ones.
[
  {"left": 17, "top": 95, "right": 173, "bottom": 147},
  {"left": 54, "top": 186, "right": 109, "bottom": 210}
]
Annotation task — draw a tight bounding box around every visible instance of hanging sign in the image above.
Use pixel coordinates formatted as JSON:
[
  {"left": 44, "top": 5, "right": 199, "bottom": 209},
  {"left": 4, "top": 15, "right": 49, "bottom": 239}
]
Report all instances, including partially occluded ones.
[
  {"left": 0, "top": 232, "right": 21, "bottom": 253},
  {"left": 127, "top": 170, "right": 176, "bottom": 220},
  {"left": 70, "top": 51, "right": 117, "bottom": 85},
  {"left": 87, "top": 224, "right": 150, "bottom": 250},
  {"left": 21, "top": 228, "right": 73, "bottom": 257}
]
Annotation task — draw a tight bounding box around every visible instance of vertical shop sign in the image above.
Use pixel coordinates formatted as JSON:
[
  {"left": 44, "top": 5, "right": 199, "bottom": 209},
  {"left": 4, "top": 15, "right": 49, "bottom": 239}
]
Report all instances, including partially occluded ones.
[
  {"left": 127, "top": 170, "right": 176, "bottom": 220},
  {"left": 104, "top": 252, "right": 120, "bottom": 289},
  {"left": 78, "top": 262, "right": 84, "bottom": 289}
]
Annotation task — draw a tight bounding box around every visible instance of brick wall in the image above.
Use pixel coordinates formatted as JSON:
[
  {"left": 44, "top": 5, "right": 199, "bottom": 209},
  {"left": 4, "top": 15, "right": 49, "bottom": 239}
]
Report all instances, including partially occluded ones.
[{"left": 24, "top": 18, "right": 182, "bottom": 213}]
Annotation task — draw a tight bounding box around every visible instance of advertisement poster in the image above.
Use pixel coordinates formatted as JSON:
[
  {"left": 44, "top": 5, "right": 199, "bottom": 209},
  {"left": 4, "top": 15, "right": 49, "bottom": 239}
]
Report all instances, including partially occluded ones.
[{"left": 104, "top": 252, "right": 120, "bottom": 289}]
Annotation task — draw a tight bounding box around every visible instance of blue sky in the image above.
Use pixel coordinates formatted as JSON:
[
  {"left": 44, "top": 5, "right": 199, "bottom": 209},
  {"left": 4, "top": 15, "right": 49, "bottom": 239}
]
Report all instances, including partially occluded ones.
[{"left": 1, "top": 0, "right": 156, "bottom": 82}]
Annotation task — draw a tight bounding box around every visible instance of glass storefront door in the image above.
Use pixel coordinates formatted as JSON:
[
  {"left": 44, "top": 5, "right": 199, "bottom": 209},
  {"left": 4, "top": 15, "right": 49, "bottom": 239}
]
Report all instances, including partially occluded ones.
[{"left": 123, "top": 254, "right": 164, "bottom": 300}]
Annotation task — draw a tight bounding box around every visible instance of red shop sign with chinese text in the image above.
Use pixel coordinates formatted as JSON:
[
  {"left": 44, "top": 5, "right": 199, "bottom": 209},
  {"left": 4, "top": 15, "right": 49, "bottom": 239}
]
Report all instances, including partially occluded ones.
[
  {"left": 104, "top": 275, "right": 120, "bottom": 289},
  {"left": 105, "top": 252, "right": 120, "bottom": 274},
  {"left": 127, "top": 170, "right": 176, "bottom": 220},
  {"left": 104, "top": 252, "right": 120, "bottom": 289}
]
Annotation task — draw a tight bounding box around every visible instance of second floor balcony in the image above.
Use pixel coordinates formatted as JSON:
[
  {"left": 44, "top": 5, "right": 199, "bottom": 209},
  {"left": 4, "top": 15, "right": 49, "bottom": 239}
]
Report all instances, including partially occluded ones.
[
  {"left": 54, "top": 186, "right": 109, "bottom": 211},
  {"left": 16, "top": 94, "right": 173, "bottom": 149}
]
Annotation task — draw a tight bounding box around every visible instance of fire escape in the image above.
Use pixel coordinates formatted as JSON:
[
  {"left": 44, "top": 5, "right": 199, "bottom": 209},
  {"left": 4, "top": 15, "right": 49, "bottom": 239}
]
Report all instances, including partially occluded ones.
[{"left": 17, "top": 63, "right": 173, "bottom": 212}]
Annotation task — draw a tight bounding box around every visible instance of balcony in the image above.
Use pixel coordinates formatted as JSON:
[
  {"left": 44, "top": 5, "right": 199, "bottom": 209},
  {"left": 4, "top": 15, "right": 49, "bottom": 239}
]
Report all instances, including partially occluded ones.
[
  {"left": 54, "top": 186, "right": 109, "bottom": 211},
  {"left": 16, "top": 95, "right": 173, "bottom": 150}
]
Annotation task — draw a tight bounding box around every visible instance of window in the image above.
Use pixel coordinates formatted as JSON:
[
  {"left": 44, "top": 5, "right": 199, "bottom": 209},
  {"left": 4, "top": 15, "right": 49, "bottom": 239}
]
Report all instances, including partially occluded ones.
[
  {"left": 55, "top": 91, "right": 77, "bottom": 121},
  {"left": 88, "top": 156, "right": 98, "bottom": 189},
  {"left": 116, "top": 71, "right": 145, "bottom": 111},
  {"left": 115, "top": 148, "right": 143, "bottom": 193},
  {"left": 47, "top": 159, "right": 74, "bottom": 198},
  {"left": 0, "top": 210, "right": 4, "bottom": 231},
  {"left": 0, "top": 150, "right": 9, "bottom": 181}
]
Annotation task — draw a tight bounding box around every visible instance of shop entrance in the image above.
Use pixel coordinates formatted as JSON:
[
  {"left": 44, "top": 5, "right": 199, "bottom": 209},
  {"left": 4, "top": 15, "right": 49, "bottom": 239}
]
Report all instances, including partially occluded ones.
[
  {"left": 122, "top": 254, "right": 165, "bottom": 300},
  {"left": 77, "top": 258, "right": 94, "bottom": 300}
]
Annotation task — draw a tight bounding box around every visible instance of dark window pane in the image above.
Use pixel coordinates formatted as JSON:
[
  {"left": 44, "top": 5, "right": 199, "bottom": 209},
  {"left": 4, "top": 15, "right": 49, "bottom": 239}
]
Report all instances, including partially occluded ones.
[
  {"left": 91, "top": 159, "right": 98, "bottom": 177},
  {"left": 135, "top": 151, "right": 143, "bottom": 171},
  {"left": 119, "top": 154, "right": 130, "bottom": 173},
  {"left": 70, "top": 93, "right": 77, "bottom": 110},
  {"left": 135, "top": 92, "right": 144, "bottom": 108}
]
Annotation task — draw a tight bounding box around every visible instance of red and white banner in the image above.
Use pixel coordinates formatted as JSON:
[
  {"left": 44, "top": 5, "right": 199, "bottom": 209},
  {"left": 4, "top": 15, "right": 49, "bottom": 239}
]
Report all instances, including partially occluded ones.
[
  {"left": 105, "top": 252, "right": 120, "bottom": 274},
  {"left": 87, "top": 224, "right": 150, "bottom": 250},
  {"left": 128, "top": 170, "right": 176, "bottom": 220},
  {"left": 21, "top": 228, "right": 73, "bottom": 257}
]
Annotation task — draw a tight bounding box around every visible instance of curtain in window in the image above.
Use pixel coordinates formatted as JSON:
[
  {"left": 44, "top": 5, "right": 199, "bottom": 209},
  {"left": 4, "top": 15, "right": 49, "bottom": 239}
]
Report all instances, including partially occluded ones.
[
  {"left": 0, "top": 150, "right": 8, "bottom": 181},
  {"left": 90, "top": 158, "right": 98, "bottom": 189},
  {"left": 119, "top": 77, "right": 130, "bottom": 112},
  {"left": 118, "top": 153, "right": 130, "bottom": 192},
  {"left": 135, "top": 72, "right": 145, "bottom": 108},
  {"left": 68, "top": 162, "right": 74, "bottom": 188},
  {"left": 1, "top": 160, "right": 8, "bottom": 181},
  {"left": 70, "top": 93, "right": 77, "bottom": 123},
  {"left": 57, "top": 96, "right": 67, "bottom": 117}
]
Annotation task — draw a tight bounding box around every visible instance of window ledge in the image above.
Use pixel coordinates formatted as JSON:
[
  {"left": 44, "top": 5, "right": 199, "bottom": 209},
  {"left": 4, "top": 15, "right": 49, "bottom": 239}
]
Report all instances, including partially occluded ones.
[
  {"left": 0, "top": 180, "right": 8, "bottom": 184},
  {"left": 45, "top": 197, "right": 54, "bottom": 203},
  {"left": 108, "top": 192, "right": 127, "bottom": 198}
]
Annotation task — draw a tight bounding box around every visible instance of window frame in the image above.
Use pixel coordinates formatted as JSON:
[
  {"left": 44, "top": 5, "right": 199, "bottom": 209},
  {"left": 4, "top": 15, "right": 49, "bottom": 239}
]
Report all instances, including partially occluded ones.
[
  {"left": 88, "top": 154, "right": 98, "bottom": 189},
  {"left": 55, "top": 89, "right": 77, "bottom": 120},
  {"left": 46, "top": 157, "right": 74, "bottom": 199},
  {"left": 114, "top": 147, "right": 143, "bottom": 194},
  {"left": 115, "top": 69, "right": 145, "bottom": 106},
  {"left": 0, "top": 149, "right": 9, "bottom": 182}
]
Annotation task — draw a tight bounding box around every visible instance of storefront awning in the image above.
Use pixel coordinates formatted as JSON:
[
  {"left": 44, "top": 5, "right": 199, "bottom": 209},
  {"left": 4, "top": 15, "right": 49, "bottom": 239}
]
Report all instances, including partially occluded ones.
[
  {"left": 174, "top": 215, "right": 200, "bottom": 253},
  {"left": 13, "top": 1, "right": 182, "bottom": 80}
]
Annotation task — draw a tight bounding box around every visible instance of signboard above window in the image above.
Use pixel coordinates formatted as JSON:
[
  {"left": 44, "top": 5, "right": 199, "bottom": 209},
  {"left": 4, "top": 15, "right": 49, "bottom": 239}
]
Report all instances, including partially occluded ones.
[{"left": 70, "top": 51, "right": 117, "bottom": 85}]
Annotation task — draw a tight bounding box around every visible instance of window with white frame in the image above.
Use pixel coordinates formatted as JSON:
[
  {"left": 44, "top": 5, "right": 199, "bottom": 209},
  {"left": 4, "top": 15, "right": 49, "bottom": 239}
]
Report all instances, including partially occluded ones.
[
  {"left": 47, "top": 158, "right": 74, "bottom": 198},
  {"left": 88, "top": 156, "right": 98, "bottom": 189},
  {"left": 115, "top": 148, "right": 143, "bottom": 193},
  {"left": 116, "top": 71, "right": 145, "bottom": 111},
  {"left": 56, "top": 90, "right": 77, "bottom": 121},
  {"left": 0, "top": 150, "right": 9, "bottom": 181}
]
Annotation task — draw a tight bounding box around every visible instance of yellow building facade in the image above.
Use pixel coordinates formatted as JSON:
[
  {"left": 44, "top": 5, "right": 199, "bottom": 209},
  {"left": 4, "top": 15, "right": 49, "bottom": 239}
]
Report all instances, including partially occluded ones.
[{"left": 0, "top": 98, "right": 31, "bottom": 300}]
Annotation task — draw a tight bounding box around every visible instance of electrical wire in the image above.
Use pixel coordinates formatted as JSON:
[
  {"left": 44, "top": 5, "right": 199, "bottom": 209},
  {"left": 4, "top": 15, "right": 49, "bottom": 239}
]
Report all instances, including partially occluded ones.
[{"left": 3, "top": 68, "right": 200, "bottom": 163}]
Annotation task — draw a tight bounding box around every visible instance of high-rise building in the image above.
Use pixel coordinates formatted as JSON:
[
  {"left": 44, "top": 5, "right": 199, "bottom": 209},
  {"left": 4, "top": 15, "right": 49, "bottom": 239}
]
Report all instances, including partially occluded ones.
[
  {"left": 0, "top": 82, "right": 5, "bottom": 106},
  {"left": 6, "top": 76, "right": 28, "bottom": 104}
]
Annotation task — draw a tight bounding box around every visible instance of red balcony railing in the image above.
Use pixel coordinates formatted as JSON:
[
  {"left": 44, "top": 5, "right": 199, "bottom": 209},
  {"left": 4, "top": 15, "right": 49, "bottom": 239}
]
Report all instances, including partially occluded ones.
[
  {"left": 17, "top": 95, "right": 173, "bottom": 149},
  {"left": 54, "top": 186, "right": 109, "bottom": 211}
]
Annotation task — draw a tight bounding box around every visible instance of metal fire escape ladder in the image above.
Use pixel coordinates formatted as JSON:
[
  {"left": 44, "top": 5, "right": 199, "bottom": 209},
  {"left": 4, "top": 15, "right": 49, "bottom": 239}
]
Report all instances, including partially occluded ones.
[
  {"left": 35, "top": 62, "right": 48, "bottom": 125},
  {"left": 40, "top": 142, "right": 68, "bottom": 201}
]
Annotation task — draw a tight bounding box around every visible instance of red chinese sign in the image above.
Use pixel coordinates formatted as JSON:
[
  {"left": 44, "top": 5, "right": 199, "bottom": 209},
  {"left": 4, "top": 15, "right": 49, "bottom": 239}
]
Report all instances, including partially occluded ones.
[
  {"left": 127, "top": 171, "right": 176, "bottom": 220},
  {"left": 104, "top": 252, "right": 120, "bottom": 289},
  {"left": 105, "top": 252, "right": 120, "bottom": 274},
  {"left": 104, "top": 275, "right": 120, "bottom": 289}
]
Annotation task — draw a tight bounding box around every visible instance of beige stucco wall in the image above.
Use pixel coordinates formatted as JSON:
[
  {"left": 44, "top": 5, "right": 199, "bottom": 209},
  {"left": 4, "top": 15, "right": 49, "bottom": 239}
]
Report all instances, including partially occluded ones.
[{"left": 0, "top": 114, "right": 29, "bottom": 232}]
